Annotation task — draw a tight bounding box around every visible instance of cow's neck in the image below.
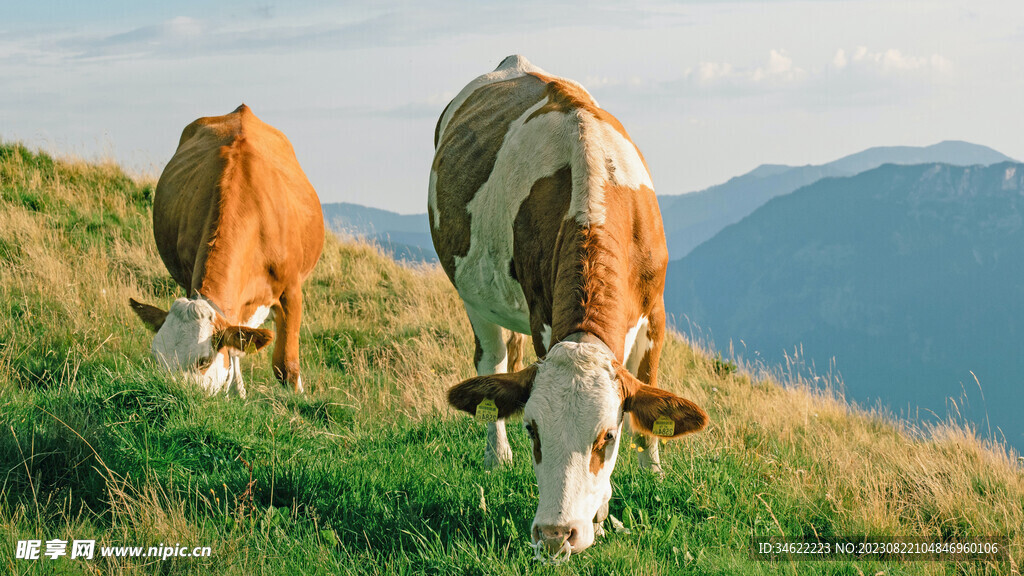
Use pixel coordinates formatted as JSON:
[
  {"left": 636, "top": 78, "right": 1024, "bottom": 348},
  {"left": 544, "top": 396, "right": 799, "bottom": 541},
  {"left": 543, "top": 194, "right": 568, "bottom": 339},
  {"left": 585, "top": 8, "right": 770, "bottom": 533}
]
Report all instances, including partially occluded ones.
[
  {"left": 549, "top": 221, "right": 633, "bottom": 363},
  {"left": 193, "top": 197, "right": 256, "bottom": 324}
]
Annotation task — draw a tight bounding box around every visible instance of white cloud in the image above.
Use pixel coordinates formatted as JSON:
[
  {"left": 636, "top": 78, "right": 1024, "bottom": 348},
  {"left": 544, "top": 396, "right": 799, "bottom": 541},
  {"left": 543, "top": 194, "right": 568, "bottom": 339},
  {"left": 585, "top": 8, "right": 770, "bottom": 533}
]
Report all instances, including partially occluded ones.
[
  {"left": 674, "top": 49, "right": 806, "bottom": 92},
  {"left": 696, "top": 61, "right": 734, "bottom": 84},
  {"left": 751, "top": 49, "right": 804, "bottom": 82},
  {"left": 644, "top": 45, "right": 954, "bottom": 107},
  {"left": 831, "top": 46, "right": 953, "bottom": 76},
  {"left": 832, "top": 48, "right": 848, "bottom": 69}
]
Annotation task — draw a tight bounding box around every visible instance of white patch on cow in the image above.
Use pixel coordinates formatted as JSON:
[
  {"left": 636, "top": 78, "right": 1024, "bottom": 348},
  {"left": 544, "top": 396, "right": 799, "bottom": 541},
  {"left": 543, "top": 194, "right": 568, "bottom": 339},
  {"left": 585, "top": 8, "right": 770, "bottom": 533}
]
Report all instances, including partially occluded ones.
[
  {"left": 245, "top": 305, "right": 271, "bottom": 328},
  {"left": 228, "top": 354, "right": 247, "bottom": 398},
  {"left": 541, "top": 324, "right": 552, "bottom": 352},
  {"left": 570, "top": 112, "right": 653, "bottom": 227},
  {"left": 195, "top": 352, "right": 231, "bottom": 396},
  {"left": 623, "top": 315, "right": 649, "bottom": 373},
  {"left": 522, "top": 341, "right": 624, "bottom": 554},
  {"left": 428, "top": 169, "right": 440, "bottom": 230},
  {"left": 453, "top": 98, "right": 569, "bottom": 333}
]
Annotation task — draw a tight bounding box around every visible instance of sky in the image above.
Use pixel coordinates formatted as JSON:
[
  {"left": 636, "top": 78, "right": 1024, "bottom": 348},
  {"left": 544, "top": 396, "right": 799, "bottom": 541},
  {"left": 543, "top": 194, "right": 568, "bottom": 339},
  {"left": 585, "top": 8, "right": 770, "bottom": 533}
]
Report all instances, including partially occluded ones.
[{"left": 2, "top": 0, "right": 1022, "bottom": 213}]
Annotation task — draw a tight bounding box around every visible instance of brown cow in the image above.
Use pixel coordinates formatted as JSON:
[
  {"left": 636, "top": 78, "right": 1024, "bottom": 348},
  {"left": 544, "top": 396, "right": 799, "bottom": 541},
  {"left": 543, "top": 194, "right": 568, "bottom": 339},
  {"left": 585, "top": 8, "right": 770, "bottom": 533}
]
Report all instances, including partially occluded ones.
[
  {"left": 130, "top": 104, "right": 324, "bottom": 397},
  {"left": 431, "top": 56, "right": 708, "bottom": 560}
]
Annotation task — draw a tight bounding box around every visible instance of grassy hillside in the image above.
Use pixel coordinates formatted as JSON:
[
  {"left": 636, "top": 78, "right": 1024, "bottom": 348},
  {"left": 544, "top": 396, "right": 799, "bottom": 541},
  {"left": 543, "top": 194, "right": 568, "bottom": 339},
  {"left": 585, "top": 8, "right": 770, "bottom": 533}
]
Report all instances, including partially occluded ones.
[{"left": 0, "top": 144, "right": 1021, "bottom": 575}]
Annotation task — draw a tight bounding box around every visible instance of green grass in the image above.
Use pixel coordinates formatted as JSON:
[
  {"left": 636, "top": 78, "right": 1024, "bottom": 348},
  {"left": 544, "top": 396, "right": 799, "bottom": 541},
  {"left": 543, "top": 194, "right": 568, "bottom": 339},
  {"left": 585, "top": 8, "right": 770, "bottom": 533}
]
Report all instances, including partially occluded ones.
[{"left": 0, "top": 143, "right": 1021, "bottom": 575}]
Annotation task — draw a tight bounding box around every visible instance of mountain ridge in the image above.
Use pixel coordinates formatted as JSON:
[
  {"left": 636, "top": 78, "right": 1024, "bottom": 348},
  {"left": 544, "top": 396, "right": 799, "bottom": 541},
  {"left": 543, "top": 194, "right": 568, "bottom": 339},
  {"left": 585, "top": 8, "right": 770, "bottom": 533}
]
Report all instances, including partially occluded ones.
[
  {"left": 321, "top": 141, "right": 1016, "bottom": 263},
  {"left": 657, "top": 140, "right": 1016, "bottom": 258},
  {"left": 665, "top": 161, "right": 1024, "bottom": 451}
]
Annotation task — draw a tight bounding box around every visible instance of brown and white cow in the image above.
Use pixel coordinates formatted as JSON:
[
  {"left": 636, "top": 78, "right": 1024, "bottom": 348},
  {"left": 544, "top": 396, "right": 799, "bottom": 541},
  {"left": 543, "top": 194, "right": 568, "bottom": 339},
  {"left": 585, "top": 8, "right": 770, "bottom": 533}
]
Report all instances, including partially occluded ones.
[
  {"left": 431, "top": 56, "right": 708, "bottom": 560},
  {"left": 130, "top": 104, "right": 324, "bottom": 398}
]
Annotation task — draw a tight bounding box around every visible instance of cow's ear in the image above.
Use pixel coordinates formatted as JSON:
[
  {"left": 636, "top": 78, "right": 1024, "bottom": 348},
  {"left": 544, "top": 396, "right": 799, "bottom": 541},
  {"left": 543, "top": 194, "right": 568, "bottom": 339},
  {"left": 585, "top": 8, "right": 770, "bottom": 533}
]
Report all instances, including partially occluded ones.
[
  {"left": 129, "top": 298, "right": 168, "bottom": 332},
  {"left": 448, "top": 365, "right": 537, "bottom": 419},
  {"left": 618, "top": 365, "right": 708, "bottom": 438},
  {"left": 215, "top": 326, "right": 274, "bottom": 354}
]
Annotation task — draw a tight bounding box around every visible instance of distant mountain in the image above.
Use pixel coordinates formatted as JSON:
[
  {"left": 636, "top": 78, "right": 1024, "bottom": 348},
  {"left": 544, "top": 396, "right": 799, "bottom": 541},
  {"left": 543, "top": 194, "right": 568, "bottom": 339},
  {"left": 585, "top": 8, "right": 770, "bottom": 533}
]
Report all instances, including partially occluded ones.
[
  {"left": 658, "top": 141, "right": 1015, "bottom": 258},
  {"left": 323, "top": 141, "right": 1016, "bottom": 265},
  {"left": 665, "top": 162, "right": 1024, "bottom": 451},
  {"left": 321, "top": 202, "right": 437, "bottom": 262}
]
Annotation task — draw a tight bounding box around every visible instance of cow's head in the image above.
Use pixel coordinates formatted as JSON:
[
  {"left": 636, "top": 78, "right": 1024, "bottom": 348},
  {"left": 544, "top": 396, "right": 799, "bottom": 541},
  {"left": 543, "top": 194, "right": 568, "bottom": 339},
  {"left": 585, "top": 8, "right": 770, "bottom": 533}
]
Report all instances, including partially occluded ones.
[
  {"left": 448, "top": 340, "right": 707, "bottom": 560},
  {"left": 129, "top": 297, "right": 272, "bottom": 396}
]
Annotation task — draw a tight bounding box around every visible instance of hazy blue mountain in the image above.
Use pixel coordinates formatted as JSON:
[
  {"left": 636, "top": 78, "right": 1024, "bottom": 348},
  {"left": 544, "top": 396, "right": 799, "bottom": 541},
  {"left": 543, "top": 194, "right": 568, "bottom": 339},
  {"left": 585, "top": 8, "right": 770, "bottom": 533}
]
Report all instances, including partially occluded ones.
[
  {"left": 665, "top": 162, "right": 1024, "bottom": 451},
  {"left": 658, "top": 141, "right": 1015, "bottom": 258},
  {"left": 323, "top": 142, "right": 1014, "bottom": 263},
  {"left": 321, "top": 202, "right": 437, "bottom": 262}
]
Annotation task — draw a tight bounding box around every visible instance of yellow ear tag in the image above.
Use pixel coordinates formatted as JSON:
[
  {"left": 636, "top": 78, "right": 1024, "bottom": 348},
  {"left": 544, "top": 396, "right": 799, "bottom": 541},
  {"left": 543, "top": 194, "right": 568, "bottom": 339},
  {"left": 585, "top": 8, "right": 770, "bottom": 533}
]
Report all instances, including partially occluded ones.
[
  {"left": 652, "top": 416, "right": 675, "bottom": 437},
  {"left": 475, "top": 399, "right": 498, "bottom": 423},
  {"left": 244, "top": 342, "right": 258, "bottom": 354}
]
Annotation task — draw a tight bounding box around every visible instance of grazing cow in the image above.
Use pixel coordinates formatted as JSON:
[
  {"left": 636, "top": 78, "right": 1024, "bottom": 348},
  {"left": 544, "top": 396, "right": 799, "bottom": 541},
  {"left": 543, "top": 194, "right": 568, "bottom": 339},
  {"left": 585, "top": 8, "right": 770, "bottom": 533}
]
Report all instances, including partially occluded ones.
[
  {"left": 130, "top": 104, "right": 324, "bottom": 397},
  {"left": 431, "top": 56, "right": 708, "bottom": 560}
]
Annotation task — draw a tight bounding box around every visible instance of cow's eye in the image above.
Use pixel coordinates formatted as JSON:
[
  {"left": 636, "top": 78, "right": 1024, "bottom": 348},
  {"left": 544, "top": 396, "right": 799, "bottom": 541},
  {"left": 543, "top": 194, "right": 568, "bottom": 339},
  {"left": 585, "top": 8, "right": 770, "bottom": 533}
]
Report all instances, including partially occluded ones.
[
  {"left": 524, "top": 423, "right": 535, "bottom": 438},
  {"left": 195, "top": 356, "right": 214, "bottom": 371},
  {"left": 604, "top": 431, "right": 615, "bottom": 443}
]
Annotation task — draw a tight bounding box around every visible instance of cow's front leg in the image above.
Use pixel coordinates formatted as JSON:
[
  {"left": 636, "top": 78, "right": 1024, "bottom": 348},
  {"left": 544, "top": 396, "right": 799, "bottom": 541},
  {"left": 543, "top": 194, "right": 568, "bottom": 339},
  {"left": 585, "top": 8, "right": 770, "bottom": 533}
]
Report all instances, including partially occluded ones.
[
  {"left": 485, "top": 420, "right": 513, "bottom": 467},
  {"left": 624, "top": 417, "right": 663, "bottom": 475},
  {"left": 624, "top": 310, "right": 664, "bottom": 475},
  {"left": 466, "top": 306, "right": 513, "bottom": 467},
  {"left": 228, "top": 355, "right": 248, "bottom": 399},
  {"left": 273, "top": 285, "right": 305, "bottom": 393},
  {"left": 593, "top": 499, "right": 609, "bottom": 538}
]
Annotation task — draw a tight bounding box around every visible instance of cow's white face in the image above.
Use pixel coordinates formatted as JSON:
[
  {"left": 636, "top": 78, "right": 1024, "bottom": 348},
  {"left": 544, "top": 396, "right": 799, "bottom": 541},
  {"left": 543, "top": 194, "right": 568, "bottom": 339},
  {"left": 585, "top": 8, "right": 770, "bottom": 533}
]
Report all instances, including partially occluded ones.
[
  {"left": 447, "top": 338, "right": 708, "bottom": 562},
  {"left": 152, "top": 298, "right": 229, "bottom": 391},
  {"left": 129, "top": 297, "right": 272, "bottom": 397},
  {"left": 521, "top": 342, "right": 622, "bottom": 559}
]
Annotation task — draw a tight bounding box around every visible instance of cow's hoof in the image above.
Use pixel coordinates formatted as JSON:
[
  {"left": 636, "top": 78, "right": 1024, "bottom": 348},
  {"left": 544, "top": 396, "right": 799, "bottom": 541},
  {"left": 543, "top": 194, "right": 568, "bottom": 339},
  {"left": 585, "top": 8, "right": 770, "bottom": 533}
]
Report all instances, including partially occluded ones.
[
  {"left": 647, "top": 464, "right": 665, "bottom": 479},
  {"left": 275, "top": 365, "right": 304, "bottom": 393},
  {"left": 484, "top": 448, "right": 513, "bottom": 468}
]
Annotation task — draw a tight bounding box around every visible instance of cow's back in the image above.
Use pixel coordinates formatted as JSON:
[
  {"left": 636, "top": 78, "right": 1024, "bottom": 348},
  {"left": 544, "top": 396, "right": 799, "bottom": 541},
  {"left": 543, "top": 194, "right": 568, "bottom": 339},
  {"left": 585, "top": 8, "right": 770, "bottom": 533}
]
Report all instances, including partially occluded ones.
[
  {"left": 429, "top": 56, "right": 658, "bottom": 337},
  {"left": 154, "top": 105, "right": 324, "bottom": 294}
]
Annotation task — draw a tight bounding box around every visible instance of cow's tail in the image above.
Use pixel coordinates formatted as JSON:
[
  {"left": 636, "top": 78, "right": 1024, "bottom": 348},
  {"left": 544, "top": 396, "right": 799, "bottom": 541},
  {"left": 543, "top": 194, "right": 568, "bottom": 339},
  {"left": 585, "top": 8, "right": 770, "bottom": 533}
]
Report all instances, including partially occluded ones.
[{"left": 506, "top": 331, "right": 529, "bottom": 373}]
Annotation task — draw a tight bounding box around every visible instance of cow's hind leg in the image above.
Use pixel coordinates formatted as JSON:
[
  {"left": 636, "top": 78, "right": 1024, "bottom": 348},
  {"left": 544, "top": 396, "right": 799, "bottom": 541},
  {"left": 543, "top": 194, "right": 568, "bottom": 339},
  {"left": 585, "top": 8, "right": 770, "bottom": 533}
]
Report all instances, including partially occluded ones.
[{"left": 465, "top": 306, "right": 520, "bottom": 467}]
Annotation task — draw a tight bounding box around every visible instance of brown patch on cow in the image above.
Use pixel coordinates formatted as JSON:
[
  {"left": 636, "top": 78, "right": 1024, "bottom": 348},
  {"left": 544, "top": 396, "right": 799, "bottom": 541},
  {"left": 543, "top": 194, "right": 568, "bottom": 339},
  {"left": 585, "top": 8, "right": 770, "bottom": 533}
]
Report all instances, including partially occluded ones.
[
  {"left": 447, "top": 365, "right": 538, "bottom": 419},
  {"left": 512, "top": 165, "right": 573, "bottom": 353},
  {"left": 616, "top": 363, "right": 708, "bottom": 438},
  {"left": 590, "top": 427, "right": 614, "bottom": 475},
  {"left": 473, "top": 332, "right": 484, "bottom": 369},
  {"left": 556, "top": 182, "right": 668, "bottom": 364},
  {"left": 430, "top": 74, "right": 549, "bottom": 281},
  {"left": 506, "top": 332, "right": 528, "bottom": 373},
  {"left": 529, "top": 419, "right": 542, "bottom": 464},
  {"left": 541, "top": 219, "right": 634, "bottom": 361},
  {"left": 214, "top": 325, "right": 274, "bottom": 354}
]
